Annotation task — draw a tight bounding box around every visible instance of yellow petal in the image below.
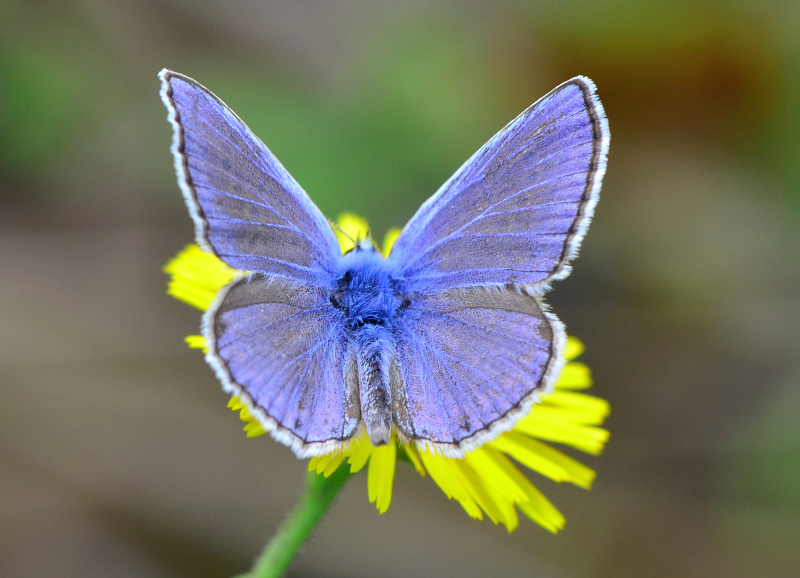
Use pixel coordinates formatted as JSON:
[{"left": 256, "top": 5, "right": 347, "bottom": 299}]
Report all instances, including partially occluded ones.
[
  {"left": 474, "top": 446, "right": 566, "bottom": 533},
  {"left": 451, "top": 459, "right": 516, "bottom": 529},
  {"left": 514, "top": 407, "right": 610, "bottom": 455},
  {"left": 308, "top": 455, "right": 330, "bottom": 475},
  {"left": 403, "top": 444, "right": 426, "bottom": 477},
  {"left": 308, "top": 452, "right": 345, "bottom": 477},
  {"left": 382, "top": 228, "right": 402, "bottom": 256},
  {"left": 563, "top": 337, "right": 585, "bottom": 361},
  {"left": 322, "top": 453, "right": 346, "bottom": 477},
  {"left": 164, "top": 245, "right": 236, "bottom": 310},
  {"left": 225, "top": 395, "right": 267, "bottom": 437},
  {"left": 464, "top": 447, "right": 529, "bottom": 504},
  {"left": 515, "top": 482, "right": 565, "bottom": 534},
  {"left": 554, "top": 362, "right": 592, "bottom": 389},
  {"left": 243, "top": 421, "right": 266, "bottom": 438},
  {"left": 185, "top": 335, "right": 207, "bottom": 351},
  {"left": 367, "top": 441, "right": 396, "bottom": 513},
  {"left": 346, "top": 432, "right": 373, "bottom": 474},
  {"left": 490, "top": 432, "right": 596, "bottom": 489},
  {"left": 418, "top": 451, "right": 483, "bottom": 520},
  {"left": 541, "top": 391, "right": 611, "bottom": 424}
]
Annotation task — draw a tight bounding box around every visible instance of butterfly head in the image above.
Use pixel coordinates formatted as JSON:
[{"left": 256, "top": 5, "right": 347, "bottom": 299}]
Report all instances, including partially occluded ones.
[{"left": 341, "top": 236, "right": 377, "bottom": 254}]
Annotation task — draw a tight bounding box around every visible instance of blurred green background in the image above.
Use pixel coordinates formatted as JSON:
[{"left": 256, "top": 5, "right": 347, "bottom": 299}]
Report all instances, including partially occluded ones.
[{"left": 2, "top": 1, "right": 799, "bottom": 576}]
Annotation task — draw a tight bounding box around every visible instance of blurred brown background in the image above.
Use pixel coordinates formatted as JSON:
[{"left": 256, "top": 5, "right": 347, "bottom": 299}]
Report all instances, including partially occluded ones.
[{"left": 1, "top": 1, "right": 799, "bottom": 576}]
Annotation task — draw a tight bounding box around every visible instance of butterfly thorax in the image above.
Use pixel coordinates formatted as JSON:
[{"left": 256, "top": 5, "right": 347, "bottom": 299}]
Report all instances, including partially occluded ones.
[{"left": 333, "top": 246, "right": 403, "bottom": 330}]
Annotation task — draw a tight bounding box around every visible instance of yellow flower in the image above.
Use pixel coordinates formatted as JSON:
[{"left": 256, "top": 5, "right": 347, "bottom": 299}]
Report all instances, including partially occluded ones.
[{"left": 164, "top": 214, "right": 610, "bottom": 532}]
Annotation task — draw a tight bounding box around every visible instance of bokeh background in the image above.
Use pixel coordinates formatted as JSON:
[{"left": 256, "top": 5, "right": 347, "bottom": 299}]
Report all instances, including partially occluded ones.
[{"left": 2, "top": 1, "right": 799, "bottom": 576}]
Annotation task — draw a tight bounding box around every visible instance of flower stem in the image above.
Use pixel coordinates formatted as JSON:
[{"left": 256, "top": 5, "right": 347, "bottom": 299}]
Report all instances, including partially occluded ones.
[{"left": 235, "top": 467, "right": 351, "bottom": 578}]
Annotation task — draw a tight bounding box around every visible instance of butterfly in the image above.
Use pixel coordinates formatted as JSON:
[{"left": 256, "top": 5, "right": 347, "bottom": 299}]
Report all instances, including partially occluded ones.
[{"left": 159, "top": 70, "right": 609, "bottom": 458}]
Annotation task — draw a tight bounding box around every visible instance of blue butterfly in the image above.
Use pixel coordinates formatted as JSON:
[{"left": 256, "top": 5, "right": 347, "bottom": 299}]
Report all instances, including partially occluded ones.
[{"left": 160, "top": 70, "right": 609, "bottom": 458}]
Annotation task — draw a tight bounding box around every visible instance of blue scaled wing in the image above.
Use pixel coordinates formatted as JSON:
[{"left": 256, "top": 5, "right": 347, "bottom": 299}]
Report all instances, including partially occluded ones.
[
  {"left": 390, "top": 287, "right": 565, "bottom": 455},
  {"left": 386, "top": 77, "right": 608, "bottom": 454},
  {"left": 388, "top": 77, "right": 609, "bottom": 294},
  {"left": 159, "top": 70, "right": 341, "bottom": 287},
  {"left": 205, "top": 274, "right": 360, "bottom": 457},
  {"left": 161, "top": 70, "right": 356, "bottom": 455}
]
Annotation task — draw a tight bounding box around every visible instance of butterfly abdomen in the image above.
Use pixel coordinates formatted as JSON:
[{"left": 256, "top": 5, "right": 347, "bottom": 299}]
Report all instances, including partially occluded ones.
[{"left": 354, "top": 324, "right": 395, "bottom": 445}]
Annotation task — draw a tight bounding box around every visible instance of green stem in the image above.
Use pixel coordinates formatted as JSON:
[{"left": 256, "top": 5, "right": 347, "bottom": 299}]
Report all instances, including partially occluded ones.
[{"left": 234, "top": 467, "right": 351, "bottom": 578}]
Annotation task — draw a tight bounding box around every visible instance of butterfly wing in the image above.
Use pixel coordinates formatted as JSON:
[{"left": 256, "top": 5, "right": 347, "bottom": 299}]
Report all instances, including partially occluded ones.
[
  {"left": 204, "top": 274, "right": 359, "bottom": 456},
  {"left": 390, "top": 287, "right": 564, "bottom": 455},
  {"left": 161, "top": 71, "right": 358, "bottom": 455},
  {"left": 388, "top": 77, "right": 609, "bottom": 294},
  {"left": 160, "top": 70, "right": 341, "bottom": 287},
  {"left": 387, "top": 77, "right": 608, "bottom": 454}
]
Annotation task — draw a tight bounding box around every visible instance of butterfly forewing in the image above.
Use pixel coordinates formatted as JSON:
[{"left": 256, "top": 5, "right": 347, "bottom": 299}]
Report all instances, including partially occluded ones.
[
  {"left": 160, "top": 70, "right": 341, "bottom": 287},
  {"left": 389, "top": 77, "right": 608, "bottom": 294}
]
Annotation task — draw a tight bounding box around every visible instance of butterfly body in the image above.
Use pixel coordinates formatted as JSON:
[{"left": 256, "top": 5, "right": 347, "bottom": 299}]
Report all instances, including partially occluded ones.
[
  {"left": 161, "top": 70, "right": 609, "bottom": 458},
  {"left": 334, "top": 242, "right": 405, "bottom": 445}
]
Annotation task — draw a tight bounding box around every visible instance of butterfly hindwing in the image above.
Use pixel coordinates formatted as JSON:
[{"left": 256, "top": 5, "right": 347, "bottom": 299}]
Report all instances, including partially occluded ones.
[
  {"left": 206, "top": 274, "right": 360, "bottom": 456},
  {"left": 160, "top": 70, "right": 341, "bottom": 287},
  {"left": 390, "top": 288, "right": 564, "bottom": 454},
  {"left": 389, "top": 77, "right": 608, "bottom": 294}
]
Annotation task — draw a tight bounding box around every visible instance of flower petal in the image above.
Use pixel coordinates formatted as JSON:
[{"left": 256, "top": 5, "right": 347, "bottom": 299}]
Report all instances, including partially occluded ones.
[
  {"left": 464, "top": 447, "right": 529, "bottom": 504},
  {"left": 515, "top": 482, "right": 565, "bottom": 534},
  {"left": 541, "top": 390, "right": 610, "bottom": 424},
  {"left": 470, "top": 445, "right": 566, "bottom": 533},
  {"left": 403, "top": 445, "right": 426, "bottom": 477},
  {"left": 554, "top": 362, "right": 592, "bottom": 389},
  {"left": 382, "top": 228, "right": 402, "bottom": 256},
  {"left": 513, "top": 407, "right": 610, "bottom": 455},
  {"left": 367, "top": 441, "right": 396, "bottom": 513},
  {"left": 185, "top": 335, "right": 207, "bottom": 351},
  {"left": 563, "top": 337, "right": 584, "bottom": 361},
  {"left": 418, "top": 451, "right": 483, "bottom": 520},
  {"left": 453, "top": 459, "right": 517, "bottom": 530},
  {"left": 346, "top": 432, "right": 372, "bottom": 474},
  {"left": 164, "top": 245, "right": 236, "bottom": 310},
  {"left": 490, "top": 432, "right": 596, "bottom": 488}
]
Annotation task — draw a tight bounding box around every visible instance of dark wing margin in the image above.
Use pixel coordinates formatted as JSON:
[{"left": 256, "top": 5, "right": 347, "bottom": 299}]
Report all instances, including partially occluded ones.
[
  {"left": 388, "top": 76, "right": 609, "bottom": 294},
  {"left": 389, "top": 287, "right": 566, "bottom": 457},
  {"left": 204, "top": 274, "right": 360, "bottom": 457},
  {"left": 159, "top": 69, "right": 342, "bottom": 287}
]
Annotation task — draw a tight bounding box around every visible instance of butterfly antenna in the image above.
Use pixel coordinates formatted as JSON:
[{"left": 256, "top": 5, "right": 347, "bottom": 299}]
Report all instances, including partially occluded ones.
[{"left": 329, "top": 218, "right": 356, "bottom": 245}]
